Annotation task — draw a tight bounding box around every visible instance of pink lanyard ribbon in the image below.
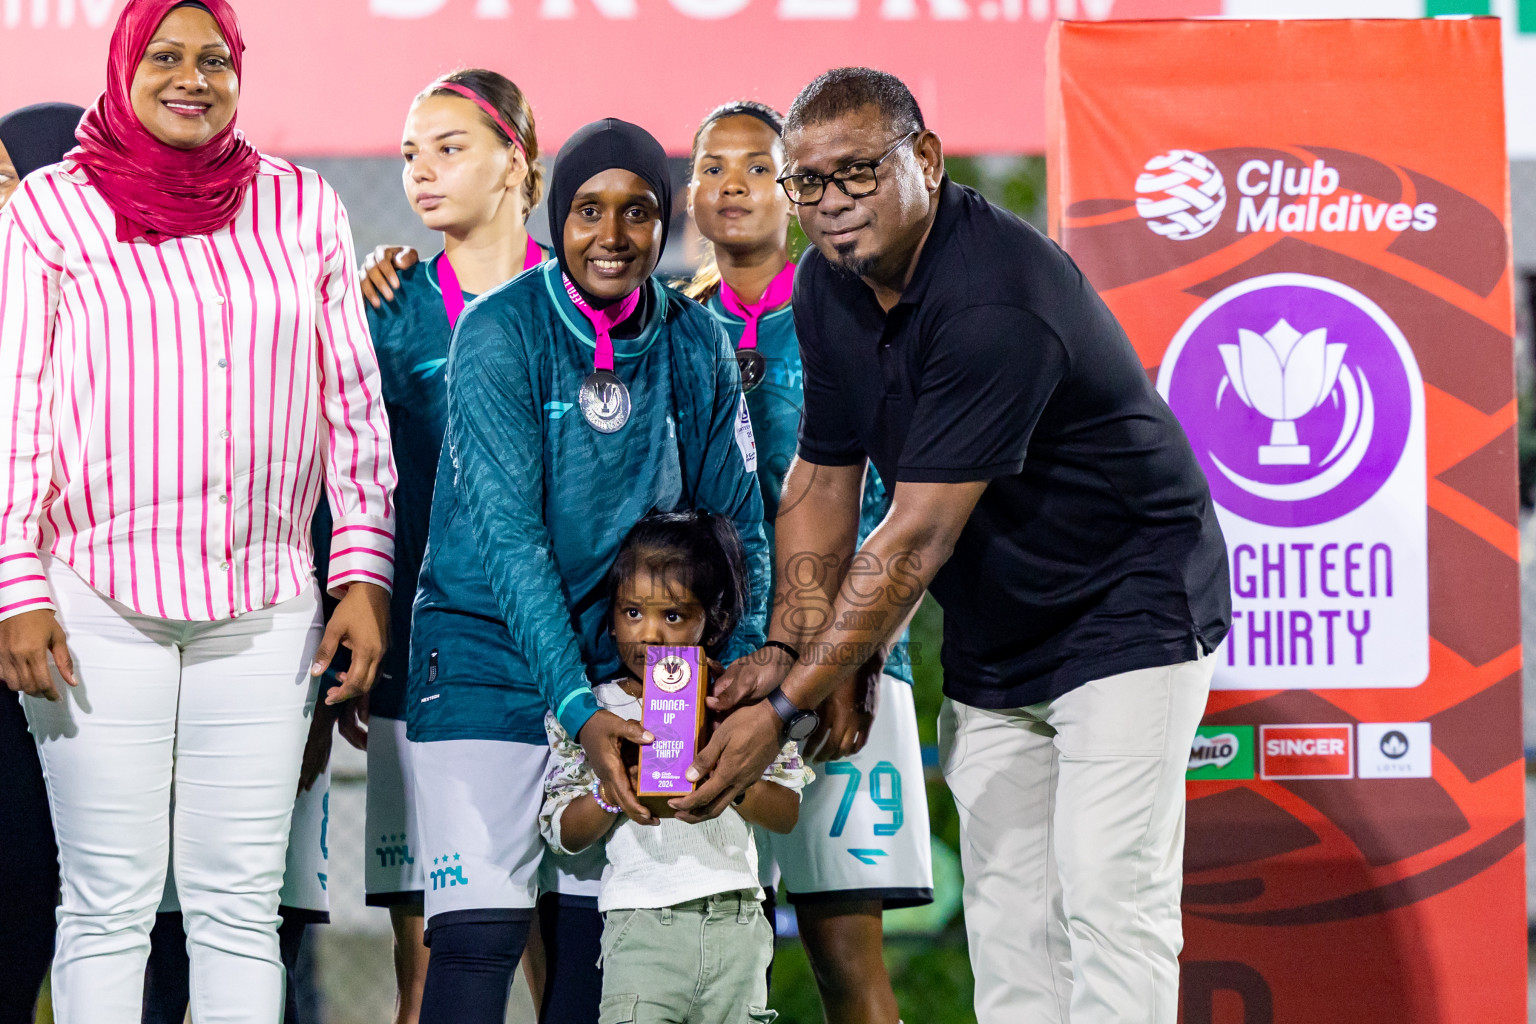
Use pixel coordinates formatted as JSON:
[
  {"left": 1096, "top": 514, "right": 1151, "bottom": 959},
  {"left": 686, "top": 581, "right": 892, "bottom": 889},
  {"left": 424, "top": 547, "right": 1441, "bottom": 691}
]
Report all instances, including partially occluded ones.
[
  {"left": 438, "top": 235, "right": 544, "bottom": 331},
  {"left": 718, "top": 262, "right": 796, "bottom": 351},
  {"left": 562, "top": 275, "right": 642, "bottom": 372}
]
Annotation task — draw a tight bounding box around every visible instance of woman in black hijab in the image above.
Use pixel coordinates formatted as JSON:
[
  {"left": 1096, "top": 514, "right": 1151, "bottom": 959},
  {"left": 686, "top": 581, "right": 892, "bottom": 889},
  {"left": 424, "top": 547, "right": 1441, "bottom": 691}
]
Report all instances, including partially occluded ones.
[
  {"left": 0, "top": 102, "right": 85, "bottom": 210},
  {"left": 405, "top": 117, "right": 768, "bottom": 1024},
  {"left": 0, "top": 99, "right": 85, "bottom": 1024}
]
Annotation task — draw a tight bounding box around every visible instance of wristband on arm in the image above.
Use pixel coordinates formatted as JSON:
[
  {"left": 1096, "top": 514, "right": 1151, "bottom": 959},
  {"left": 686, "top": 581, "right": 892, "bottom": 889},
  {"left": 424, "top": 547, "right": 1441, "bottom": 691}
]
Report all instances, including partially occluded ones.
[{"left": 762, "top": 640, "right": 800, "bottom": 662}]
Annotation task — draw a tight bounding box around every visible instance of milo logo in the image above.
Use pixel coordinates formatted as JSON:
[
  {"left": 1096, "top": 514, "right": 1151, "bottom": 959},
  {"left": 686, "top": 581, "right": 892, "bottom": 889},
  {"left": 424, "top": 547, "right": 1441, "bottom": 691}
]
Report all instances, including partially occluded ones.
[
  {"left": 1187, "top": 725, "right": 1255, "bottom": 781},
  {"left": 1190, "top": 733, "right": 1240, "bottom": 771}
]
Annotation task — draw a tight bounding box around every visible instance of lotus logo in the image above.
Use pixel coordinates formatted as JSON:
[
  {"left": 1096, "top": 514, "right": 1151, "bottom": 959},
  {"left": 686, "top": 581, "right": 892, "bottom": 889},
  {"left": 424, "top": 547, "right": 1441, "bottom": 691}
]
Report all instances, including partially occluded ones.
[
  {"left": 1160, "top": 274, "right": 1415, "bottom": 528},
  {"left": 590, "top": 382, "right": 623, "bottom": 418},
  {"left": 1218, "top": 319, "right": 1347, "bottom": 466},
  {"left": 1208, "top": 314, "right": 1380, "bottom": 505},
  {"left": 653, "top": 655, "right": 691, "bottom": 693},
  {"left": 1379, "top": 730, "right": 1409, "bottom": 759}
]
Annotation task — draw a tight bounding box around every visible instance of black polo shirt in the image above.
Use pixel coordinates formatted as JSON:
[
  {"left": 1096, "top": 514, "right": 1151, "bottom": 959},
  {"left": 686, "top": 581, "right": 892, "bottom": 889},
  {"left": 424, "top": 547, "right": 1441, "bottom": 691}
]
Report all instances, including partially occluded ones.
[{"left": 794, "top": 179, "right": 1231, "bottom": 709}]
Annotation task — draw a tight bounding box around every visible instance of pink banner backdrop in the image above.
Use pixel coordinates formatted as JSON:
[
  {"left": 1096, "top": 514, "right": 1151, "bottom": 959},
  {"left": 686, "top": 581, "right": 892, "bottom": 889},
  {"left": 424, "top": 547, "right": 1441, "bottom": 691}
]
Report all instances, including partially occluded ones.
[{"left": 0, "top": 0, "right": 1215, "bottom": 154}]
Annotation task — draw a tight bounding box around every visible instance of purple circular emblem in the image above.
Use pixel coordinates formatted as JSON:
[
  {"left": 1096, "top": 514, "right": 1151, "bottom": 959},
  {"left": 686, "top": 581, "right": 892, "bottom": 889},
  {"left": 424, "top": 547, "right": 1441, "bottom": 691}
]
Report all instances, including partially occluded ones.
[{"left": 1160, "top": 274, "right": 1414, "bottom": 528}]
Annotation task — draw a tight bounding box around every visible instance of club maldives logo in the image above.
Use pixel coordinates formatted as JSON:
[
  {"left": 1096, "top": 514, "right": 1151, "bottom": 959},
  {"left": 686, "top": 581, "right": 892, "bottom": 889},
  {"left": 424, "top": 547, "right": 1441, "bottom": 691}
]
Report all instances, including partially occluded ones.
[
  {"left": 1158, "top": 274, "right": 1413, "bottom": 528},
  {"left": 1135, "top": 150, "right": 1227, "bottom": 241},
  {"left": 1135, "top": 150, "right": 1439, "bottom": 241}
]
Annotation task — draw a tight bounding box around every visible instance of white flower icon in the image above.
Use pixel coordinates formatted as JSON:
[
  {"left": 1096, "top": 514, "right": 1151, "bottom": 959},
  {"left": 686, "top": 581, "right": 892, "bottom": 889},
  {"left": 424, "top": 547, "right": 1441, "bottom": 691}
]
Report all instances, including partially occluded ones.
[{"left": 1218, "top": 319, "right": 1347, "bottom": 466}]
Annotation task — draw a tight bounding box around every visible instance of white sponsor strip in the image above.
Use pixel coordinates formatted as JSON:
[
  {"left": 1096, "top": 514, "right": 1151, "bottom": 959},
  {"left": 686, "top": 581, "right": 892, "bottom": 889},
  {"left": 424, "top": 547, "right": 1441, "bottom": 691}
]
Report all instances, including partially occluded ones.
[{"left": 1357, "top": 722, "right": 1433, "bottom": 778}]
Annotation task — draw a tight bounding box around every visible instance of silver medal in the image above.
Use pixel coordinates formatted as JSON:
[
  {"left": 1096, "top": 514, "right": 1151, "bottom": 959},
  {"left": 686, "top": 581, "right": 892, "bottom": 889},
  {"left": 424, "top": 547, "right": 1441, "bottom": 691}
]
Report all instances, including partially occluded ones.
[
  {"left": 736, "top": 349, "right": 767, "bottom": 393},
  {"left": 579, "top": 370, "right": 630, "bottom": 433}
]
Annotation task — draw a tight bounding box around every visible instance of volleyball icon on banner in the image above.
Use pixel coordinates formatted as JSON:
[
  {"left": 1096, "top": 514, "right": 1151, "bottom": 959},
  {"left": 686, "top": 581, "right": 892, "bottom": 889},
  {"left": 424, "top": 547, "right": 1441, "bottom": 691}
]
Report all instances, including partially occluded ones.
[{"left": 1135, "top": 150, "right": 1226, "bottom": 240}]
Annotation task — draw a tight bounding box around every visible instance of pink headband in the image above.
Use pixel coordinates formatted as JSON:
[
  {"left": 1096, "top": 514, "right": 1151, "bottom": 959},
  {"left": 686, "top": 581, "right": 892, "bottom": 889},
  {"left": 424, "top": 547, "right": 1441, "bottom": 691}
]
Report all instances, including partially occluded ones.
[{"left": 432, "top": 80, "right": 528, "bottom": 159}]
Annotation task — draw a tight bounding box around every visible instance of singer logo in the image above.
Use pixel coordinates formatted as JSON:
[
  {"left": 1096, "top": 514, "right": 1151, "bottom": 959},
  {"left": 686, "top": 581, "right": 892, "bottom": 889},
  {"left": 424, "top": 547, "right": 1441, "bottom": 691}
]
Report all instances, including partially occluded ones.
[
  {"left": 1259, "top": 724, "right": 1353, "bottom": 780},
  {"left": 370, "top": 0, "right": 1125, "bottom": 22},
  {"left": 2, "top": 0, "right": 116, "bottom": 28}
]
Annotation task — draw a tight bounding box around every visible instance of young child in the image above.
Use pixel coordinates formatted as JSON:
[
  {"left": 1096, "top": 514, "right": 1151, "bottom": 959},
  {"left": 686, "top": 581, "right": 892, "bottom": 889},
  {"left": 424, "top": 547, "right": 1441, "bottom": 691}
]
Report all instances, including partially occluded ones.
[{"left": 539, "top": 511, "right": 810, "bottom": 1024}]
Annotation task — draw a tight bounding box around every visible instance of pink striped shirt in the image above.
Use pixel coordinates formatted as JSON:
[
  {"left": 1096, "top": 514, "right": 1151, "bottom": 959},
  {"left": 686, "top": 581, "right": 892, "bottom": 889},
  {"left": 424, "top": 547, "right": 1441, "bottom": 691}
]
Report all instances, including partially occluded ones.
[{"left": 0, "top": 156, "right": 396, "bottom": 623}]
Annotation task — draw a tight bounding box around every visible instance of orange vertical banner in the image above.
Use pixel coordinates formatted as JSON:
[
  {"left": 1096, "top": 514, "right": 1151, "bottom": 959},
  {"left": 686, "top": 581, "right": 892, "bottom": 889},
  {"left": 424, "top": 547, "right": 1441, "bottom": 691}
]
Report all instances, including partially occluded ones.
[{"left": 1048, "top": 19, "right": 1523, "bottom": 1024}]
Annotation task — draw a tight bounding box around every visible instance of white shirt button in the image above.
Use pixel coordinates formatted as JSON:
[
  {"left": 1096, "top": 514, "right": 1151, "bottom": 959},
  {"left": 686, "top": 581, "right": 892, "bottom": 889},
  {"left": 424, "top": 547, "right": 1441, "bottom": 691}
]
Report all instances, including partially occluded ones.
[
  {"left": 220, "top": 561, "right": 230, "bottom": 572},
  {"left": 219, "top": 429, "right": 231, "bottom": 440},
  {"left": 217, "top": 358, "right": 228, "bottom": 369},
  {"left": 219, "top": 495, "right": 229, "bottom": 505},
  {"left": 213, "top": 295, "right": 226, "bottom": 305}
]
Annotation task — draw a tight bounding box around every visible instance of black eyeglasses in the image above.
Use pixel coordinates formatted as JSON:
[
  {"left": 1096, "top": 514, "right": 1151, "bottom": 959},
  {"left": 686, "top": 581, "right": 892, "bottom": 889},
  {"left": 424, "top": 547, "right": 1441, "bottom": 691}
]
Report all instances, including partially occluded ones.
[{"left": 776, "top": 131, "right": 918, "bottom": 206}]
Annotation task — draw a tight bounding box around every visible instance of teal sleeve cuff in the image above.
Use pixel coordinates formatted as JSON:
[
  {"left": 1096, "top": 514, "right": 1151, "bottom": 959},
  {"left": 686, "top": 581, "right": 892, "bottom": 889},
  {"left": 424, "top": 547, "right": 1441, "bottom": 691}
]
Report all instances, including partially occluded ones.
[
  {"left": 556, "top": 688, "right": 601, "bottom": 742},
  {"left": 722, "top": 632, "right": 754, "bottom": 667}
]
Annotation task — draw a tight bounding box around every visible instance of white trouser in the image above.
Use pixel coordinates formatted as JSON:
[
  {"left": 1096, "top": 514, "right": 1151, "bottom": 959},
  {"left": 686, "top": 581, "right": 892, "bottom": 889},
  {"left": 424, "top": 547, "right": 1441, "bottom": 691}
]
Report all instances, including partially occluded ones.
[
  {"left": 23, "top": 558, "right": 322, "bottom": 1024},
  {"left": 159, "top": 760, "right": 331, "bottom": 914},
  {"left": 939, "top": 655, "right": 1213, "bottom": 1024}
]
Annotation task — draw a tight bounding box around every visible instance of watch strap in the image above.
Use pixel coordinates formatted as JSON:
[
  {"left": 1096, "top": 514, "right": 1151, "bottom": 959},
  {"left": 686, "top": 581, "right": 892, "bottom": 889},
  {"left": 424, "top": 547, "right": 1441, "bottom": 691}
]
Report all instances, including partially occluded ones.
[
  {"left": 766, "top": 686, "right": 801, "bottom": 729},
  {"left": 766, "top": 686, "right": 818, "bottom": 743}
]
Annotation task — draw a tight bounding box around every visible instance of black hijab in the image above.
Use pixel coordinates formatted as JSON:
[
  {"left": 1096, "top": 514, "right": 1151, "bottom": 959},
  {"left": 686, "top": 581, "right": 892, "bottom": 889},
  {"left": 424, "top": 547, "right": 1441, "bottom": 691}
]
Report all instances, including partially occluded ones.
[
  {"left": 548, "top": 118, "right": 672, "bottom": 308},
  {"left": 0, "top": 103, "right": 87, "bottom": 181}
]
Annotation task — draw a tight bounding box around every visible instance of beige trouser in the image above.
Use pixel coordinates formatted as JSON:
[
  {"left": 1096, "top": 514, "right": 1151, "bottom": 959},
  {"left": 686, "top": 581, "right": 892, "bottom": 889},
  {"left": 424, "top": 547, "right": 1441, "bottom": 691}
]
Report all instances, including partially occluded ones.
[
  {"left": 939, "top": 654, "right": 1213, "bottom": 1024},
  {"left": 598, "top": 891, "right": 775, "bottom": 1024}
]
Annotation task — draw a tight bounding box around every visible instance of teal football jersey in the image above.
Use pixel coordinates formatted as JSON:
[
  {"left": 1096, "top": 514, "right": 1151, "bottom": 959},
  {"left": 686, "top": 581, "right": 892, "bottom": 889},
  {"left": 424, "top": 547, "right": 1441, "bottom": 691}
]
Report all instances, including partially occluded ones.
[
  {"left": 409, "top": 264, "right": 768, "bottom": 744},
  {"left": 706, "top": 289, "right": 913, "bottom": 685}
]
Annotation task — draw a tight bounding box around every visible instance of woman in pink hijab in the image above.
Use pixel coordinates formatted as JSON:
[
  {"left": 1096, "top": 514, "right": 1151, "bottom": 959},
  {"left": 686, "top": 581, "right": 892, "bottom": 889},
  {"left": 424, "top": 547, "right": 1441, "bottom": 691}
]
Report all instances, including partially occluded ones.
[{"left": 0, "top": 2, "right": 397, "bottom": 1021}]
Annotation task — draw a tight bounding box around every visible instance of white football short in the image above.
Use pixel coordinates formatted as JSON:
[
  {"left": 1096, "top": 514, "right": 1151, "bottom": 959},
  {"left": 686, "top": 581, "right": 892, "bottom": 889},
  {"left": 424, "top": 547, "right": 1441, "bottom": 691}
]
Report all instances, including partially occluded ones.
[
  {"left": 279, "top": 764, "right": 331, "bottom": 914},
  {"left": 538, "top": 843, "right": 605, "bottom": 904},
  {"left": 365, "top": 715, "right": 426, "bottom": 904},
  {"left": 410, "top": 738, "right": 549, "bottom": 935},
  {"left": 757, "top": 674, "right": 933, "bottom": 908}
]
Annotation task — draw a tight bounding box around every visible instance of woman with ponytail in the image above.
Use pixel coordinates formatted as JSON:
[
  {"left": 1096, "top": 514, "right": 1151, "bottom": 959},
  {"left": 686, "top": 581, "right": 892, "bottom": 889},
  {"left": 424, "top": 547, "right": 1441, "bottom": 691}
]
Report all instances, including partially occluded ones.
[
  {"left": 346, "top": 67, "right": 548, "bottom": 1024},
  {"left": 140, "top": 66, "right": 548, "bottom": 1024},
  {"left": 0, "top": 2, "right": 396, "bottom": 1020},
  {"left": 351, "top": 76, "right": 607, "bottom": 1024},
  {"left": 684, "top": 101, "right": 935, "bottom": 1024}
]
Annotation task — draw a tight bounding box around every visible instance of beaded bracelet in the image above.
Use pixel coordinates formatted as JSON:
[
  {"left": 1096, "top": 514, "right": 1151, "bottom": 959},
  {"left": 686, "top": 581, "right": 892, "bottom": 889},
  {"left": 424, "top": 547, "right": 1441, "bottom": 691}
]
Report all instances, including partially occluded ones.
[{"left": 590, "top": 779, "right": 623, "bottom": 815}]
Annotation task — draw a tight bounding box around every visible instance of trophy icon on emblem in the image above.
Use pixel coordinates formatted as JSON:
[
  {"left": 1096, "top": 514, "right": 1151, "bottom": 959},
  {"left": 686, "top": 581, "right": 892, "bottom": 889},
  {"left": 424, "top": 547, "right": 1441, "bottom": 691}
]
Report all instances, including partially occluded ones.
[
  {"left": 594, "top": 382, "right": 621, "bottom": 415},
  {"left": 1218, "top": 319, "right": 1347, "bottom": 466}
]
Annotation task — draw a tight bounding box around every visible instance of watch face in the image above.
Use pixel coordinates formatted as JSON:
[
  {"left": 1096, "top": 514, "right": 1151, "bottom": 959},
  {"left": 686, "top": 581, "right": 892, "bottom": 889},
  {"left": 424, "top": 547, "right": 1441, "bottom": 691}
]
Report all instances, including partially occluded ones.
[{"left": 787, "top": 711, "right": 820, "bottom": 744}]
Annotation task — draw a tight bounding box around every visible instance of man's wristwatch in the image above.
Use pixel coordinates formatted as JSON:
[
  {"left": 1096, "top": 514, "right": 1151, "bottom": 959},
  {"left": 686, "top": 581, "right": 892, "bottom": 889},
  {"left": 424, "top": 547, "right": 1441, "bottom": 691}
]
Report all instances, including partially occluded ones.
[{"left": 766, "top": 686, "right": 820, "bottom": 744}]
